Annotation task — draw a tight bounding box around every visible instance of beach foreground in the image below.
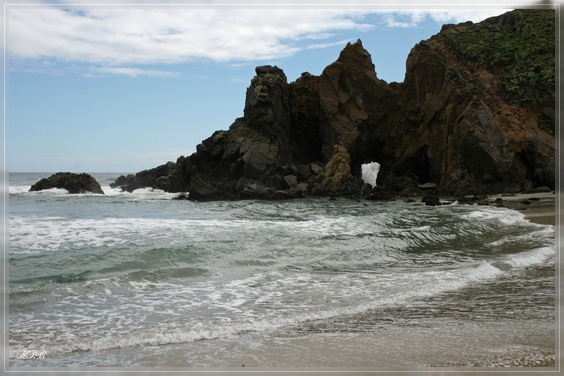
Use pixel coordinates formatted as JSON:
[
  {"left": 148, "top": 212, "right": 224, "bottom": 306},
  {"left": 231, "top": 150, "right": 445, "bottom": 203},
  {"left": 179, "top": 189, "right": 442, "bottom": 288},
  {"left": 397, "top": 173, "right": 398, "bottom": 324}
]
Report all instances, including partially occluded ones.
[{"left": 9, "top": 173, "right": 556, "bottom": 370}]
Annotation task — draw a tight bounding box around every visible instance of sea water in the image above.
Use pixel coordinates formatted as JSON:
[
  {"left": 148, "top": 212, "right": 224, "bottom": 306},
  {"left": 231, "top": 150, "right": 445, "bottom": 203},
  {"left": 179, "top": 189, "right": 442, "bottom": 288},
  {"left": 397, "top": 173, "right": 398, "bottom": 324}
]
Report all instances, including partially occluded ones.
[{"left": 7, "top": 172, "right": 556, "bottom": 368}]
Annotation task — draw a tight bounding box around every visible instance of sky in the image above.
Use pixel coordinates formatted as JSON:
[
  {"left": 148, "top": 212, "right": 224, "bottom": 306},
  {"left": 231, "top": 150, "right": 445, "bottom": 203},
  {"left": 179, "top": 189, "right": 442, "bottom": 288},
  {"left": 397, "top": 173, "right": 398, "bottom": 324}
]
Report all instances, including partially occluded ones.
[{"left": 4, "top": 0, "right": 558, "bottom": 173}]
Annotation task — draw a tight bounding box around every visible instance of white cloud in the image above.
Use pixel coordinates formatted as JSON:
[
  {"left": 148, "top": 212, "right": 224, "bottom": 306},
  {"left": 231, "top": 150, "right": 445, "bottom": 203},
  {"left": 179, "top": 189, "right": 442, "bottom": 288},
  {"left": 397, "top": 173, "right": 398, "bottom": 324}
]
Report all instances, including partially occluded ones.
[
  {"left": 92, "top": 67, "right": 179, "bottom": 77},
  {"left": 305, "top": 39, "right": 356, "bottom": 50},
  {"left": 8, "top": 8, "right": 370, "bottom": 66},
  {"left": 425, "top": 8, "right": 513, "bottom": 23},
  {"left": 9, "top": 66, "right": 66, "bottom": 75},
  {"left": 6, "top": 5, "right": 530, "bottom": 72},
  {"left": 382, "top": 14, "right": 416, "bottom": 28},
  {"left": 379, "top": 8, "right": 509, "bottom": 28}
]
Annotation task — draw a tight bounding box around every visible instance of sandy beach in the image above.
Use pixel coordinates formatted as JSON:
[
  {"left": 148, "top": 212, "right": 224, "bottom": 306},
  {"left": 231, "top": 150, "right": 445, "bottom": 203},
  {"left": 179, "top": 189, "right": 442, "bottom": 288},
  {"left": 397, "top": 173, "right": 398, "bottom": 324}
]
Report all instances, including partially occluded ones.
[{"left": 486, "top": 192, "right": 556, "bottom": 226}]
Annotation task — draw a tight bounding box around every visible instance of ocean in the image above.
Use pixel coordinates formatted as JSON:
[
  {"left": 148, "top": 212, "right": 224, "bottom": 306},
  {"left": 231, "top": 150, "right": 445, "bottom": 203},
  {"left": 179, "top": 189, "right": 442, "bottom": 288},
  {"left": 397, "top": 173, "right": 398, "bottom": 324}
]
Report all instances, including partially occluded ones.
[{"left": 7, "top": 172, "right": 556, "bottom": 369}]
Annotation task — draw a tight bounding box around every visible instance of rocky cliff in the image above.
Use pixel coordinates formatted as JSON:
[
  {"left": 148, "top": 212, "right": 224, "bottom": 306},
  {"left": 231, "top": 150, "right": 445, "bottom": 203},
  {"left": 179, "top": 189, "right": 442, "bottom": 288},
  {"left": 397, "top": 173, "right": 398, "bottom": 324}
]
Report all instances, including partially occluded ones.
[{"left": 113, "top": 9, "right": 555, "bottom": 200}]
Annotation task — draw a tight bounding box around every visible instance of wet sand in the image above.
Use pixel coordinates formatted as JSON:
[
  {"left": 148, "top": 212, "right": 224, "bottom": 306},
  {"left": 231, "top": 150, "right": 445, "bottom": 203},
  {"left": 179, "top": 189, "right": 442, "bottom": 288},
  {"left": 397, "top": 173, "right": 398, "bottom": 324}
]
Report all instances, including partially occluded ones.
[{"left": 486, "top": 192, "right": 556, "bottom": 226}]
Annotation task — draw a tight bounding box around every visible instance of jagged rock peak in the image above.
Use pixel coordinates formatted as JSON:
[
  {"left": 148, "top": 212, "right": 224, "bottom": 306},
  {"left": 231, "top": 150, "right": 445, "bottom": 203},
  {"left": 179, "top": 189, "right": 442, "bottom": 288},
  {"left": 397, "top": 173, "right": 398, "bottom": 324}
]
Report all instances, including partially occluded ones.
[
  {"left": 336, "top": 39, "right": 375, "bottom": 71},
  {"left": 255, "top": 65, "right": 286, "bottom": 79}
]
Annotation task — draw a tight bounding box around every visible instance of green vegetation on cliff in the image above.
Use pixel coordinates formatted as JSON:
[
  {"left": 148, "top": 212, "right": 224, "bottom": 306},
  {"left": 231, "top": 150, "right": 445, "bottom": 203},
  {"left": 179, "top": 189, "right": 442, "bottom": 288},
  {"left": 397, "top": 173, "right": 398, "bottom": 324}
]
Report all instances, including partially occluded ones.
[{"left": 445, "top": 9, "right": 554, "bottom": 130}]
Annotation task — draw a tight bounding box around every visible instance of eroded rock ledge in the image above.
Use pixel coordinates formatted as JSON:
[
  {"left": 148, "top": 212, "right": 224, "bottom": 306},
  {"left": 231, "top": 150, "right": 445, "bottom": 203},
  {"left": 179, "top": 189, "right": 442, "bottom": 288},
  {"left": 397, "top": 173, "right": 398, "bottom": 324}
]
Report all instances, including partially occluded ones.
[{"left": 112, "top": 9, "right": 555, "bottom": 201}]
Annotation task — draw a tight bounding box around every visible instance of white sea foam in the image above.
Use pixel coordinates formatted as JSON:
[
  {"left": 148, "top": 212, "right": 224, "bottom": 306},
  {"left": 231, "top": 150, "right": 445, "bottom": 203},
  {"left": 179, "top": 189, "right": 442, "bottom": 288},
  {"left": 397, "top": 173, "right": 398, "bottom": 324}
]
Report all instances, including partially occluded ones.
[
  {"left": 9, "top": 183, "right": 177, "bottom": 200},
  {"left": 101, "top": 186, "right": 124, "bottom": 196},
  {"left": 361, "top": 162, "right": 380, "bottom": 188},
  {"left": 9, "top": 256, "right": 507, "bottom": 359},
  {"left": 25, "top": 187, "right": 70, "bottom": 195},
  {"left": 102, "top": 186, "right": 178, "bottom": 200},
  {"left": 461, "top": 206, "right": 538, "bottom": 228},
  {"left": 9, "top": 214, "right": 384, "bottom": 254},
  {"left": 463, "top": 209, "right": 504, "bottom": 221},
  {"left": 501, "top": 246, "right": 554, "bottom": 268},
  {"left": 9, "top": 185, "right": 32, "bottom": 195},
  {"left": 486, "top": 225, "right": 554, "bottom": 249}
]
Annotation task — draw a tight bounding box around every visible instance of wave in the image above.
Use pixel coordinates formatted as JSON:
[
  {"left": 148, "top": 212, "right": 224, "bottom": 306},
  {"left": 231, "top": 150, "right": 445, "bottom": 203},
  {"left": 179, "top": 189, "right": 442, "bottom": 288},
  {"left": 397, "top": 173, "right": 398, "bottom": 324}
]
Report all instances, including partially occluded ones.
[
  {"left": 9, "top": 186, "right": 70, "bottom": 195},
  {"left": 461, "top": 206, "right": 527, "bottom": 223},
  {"left": 8, "top": 214, "right": 382, "bottom": 254},
  {"left": 101, "top": 186, "right": 179, "bottom": 199},
  {"left": 9, "top": 184, "right": 179, "bottom": 198},
  {"left": 8, "top": 197, "right": 555, "bottom": 361},
  {"left": 9, "top": 259, "right": 504, "bottom": 358},
  {"left": 9, "top": 284, "right": 45, "bottom": 295},
  {"left": 498, "top": 246, "right": 554, "bottom": 269}
]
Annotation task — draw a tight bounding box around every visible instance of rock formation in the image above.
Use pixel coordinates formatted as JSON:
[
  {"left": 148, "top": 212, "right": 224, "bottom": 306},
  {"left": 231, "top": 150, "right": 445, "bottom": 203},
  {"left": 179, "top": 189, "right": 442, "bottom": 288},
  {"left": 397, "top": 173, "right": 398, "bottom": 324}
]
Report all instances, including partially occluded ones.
[
  {"left": 30, "top": 172, "right": 105, "bottom": 194},
  {"left": 112, "top": 9, "right": 555, "bottom": 200}
]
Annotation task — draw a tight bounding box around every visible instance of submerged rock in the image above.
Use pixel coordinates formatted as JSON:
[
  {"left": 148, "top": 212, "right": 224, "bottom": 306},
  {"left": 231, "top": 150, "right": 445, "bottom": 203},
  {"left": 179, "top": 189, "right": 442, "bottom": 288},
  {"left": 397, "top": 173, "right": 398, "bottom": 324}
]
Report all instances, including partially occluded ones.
[
  {"left": 366, "top": 190, "right": 395, "bottom": 201},
  {"left": 30, "top": 172, "right": 104, "bottom": 194},
  {"left": 422, "top": 195, "right": 441, "bottom": 206}
]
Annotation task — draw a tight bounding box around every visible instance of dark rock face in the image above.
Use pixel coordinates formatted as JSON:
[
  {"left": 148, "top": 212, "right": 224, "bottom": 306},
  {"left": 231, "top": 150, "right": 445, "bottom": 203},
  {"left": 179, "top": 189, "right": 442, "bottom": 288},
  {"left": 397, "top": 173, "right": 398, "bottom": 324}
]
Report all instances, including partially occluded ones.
[
  {"left": 182, "top": 64, "right": 298, "bottom": 200},
  {"left": 111, "top": 160, "right": 189, "bottom": 193},
  {"left": 30, "top": 172, "right": 104, "bottom": 194},
  {"left": 350, "top": 9, "right": 555, "bottom": 196},
  {"left": 112, "top": 9, "right": 555, "bottom": 200}
]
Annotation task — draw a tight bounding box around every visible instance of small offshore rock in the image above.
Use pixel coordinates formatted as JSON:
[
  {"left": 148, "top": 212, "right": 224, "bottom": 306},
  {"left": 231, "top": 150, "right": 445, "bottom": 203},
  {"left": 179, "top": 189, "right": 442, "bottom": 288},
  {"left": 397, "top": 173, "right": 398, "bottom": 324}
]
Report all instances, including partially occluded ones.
[
  {"left": 29, "top": 172, "right": 104, "bottom": 194},
  {"left": 422, "top": 195, "right": 441, "bottom": 206}
]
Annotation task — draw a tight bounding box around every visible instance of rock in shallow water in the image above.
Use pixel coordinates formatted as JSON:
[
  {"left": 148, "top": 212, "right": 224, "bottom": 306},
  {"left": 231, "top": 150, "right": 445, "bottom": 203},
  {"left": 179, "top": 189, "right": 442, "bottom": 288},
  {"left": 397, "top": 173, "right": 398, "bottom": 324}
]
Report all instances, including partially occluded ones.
[
  {"left": 422, "top": 195, "right": 441, "bottom": 206},
  {"left": 29, "top": 172, "right": 104, "bottom": 194}
]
